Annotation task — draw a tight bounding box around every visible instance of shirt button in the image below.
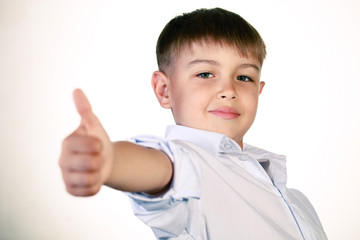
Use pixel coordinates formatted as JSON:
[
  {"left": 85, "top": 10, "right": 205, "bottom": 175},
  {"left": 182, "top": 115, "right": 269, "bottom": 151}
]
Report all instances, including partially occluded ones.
[
  {"left": 239, "top": 155, "right": 248, "bottom": 161},
  {"left": 224, "top": 143, "right": 233, "bottom": 150}
]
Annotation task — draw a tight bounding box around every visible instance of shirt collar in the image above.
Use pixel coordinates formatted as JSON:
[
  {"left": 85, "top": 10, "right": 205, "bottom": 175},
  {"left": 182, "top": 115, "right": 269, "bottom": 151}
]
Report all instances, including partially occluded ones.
[
  {"left": 243, "top": 143, "right": 288, "bottom": 192},
  {"left": 165, "top": 125, "right": 288, "bottom": 191},
  {"left": 165, "top": 125, "right": 243, "bottom": 155}
]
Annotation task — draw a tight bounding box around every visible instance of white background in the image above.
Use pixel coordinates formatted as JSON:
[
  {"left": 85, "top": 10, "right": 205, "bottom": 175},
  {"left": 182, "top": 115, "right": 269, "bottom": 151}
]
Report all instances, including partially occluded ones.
[{"left": 1, "top": 0, "right": 359, "bottom": 239}]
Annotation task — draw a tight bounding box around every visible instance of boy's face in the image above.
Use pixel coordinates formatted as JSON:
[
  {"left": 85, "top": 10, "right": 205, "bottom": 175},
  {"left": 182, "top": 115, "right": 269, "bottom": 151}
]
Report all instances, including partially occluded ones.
[{"left": 153, "top": 42, "right": 265, "bottom": 148}]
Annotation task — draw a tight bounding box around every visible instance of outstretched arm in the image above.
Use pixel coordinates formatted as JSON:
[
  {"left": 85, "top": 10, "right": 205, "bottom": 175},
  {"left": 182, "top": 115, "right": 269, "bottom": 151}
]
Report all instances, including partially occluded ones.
[{"left": 59, "top": 89, "right": 173, "bottom": 197}]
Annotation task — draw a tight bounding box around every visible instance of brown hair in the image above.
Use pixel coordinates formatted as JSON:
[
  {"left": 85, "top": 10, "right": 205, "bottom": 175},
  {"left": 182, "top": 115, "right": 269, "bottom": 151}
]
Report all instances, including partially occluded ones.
[{"left": 156, "top": 8, "right": 266, "bottom": 73}]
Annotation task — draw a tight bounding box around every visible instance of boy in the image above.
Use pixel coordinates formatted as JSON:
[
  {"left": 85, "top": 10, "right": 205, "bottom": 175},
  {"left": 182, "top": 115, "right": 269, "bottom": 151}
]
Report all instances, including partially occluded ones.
[{"left": 59, "top": 8, "right": 327, "bottom": 239}]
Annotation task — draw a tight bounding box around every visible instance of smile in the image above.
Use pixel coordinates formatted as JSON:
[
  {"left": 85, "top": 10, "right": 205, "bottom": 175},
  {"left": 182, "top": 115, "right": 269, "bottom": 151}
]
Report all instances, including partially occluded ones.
[{"left": 209, "top": 106, "right": 240, "bottom": 120}]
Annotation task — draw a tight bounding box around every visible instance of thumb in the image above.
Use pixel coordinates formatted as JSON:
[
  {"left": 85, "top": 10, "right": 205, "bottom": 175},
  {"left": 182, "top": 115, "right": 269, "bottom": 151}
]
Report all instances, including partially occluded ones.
[{"left": 73, "top": 89, "right": 100, "bottom": 132}]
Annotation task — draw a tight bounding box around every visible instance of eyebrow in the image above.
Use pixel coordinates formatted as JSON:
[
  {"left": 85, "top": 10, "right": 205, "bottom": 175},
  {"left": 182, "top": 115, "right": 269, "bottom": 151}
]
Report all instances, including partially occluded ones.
[
  {"left": 187, "top": 59, "right": 220, "bottom": 67},
  {"left": 187, "top": 59, "right": 260, "bottom": 72},
  {"left": 239, "top": 63, "right": 260, "bottom": 72}
]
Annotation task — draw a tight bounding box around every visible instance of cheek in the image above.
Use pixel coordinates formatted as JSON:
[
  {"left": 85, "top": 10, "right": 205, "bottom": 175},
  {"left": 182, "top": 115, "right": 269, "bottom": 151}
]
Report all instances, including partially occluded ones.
[
  {"left": 241, "top": 90, "right": 259, "bottom": 112},
  {"left": 169, "top": 89, "right": 193, "bottom": 122},
  {"left": 171, "top": 90, "right": 210, "bottom": 123}
]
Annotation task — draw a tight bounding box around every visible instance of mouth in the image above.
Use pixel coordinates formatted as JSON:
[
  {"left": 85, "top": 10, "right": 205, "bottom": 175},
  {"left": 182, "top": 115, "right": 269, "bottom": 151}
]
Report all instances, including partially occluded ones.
[{"left": 209, "top": 106, "right": 240, "bottom": 120}]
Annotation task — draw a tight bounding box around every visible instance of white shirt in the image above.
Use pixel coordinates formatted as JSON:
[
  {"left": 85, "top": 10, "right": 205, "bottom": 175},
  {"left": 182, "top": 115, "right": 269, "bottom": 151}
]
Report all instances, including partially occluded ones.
[{"left": 125, "top": 125, "right": 327, "bottom": 240}]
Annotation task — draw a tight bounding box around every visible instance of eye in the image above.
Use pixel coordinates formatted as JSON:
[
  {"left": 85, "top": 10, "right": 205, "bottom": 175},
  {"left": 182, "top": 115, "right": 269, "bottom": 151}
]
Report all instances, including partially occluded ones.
[
  {"left": 197, "top": 72, "right": 214, "bottom": 78},
  {"left": 237, "top": 75, "right": 253, "bottom": 82}
]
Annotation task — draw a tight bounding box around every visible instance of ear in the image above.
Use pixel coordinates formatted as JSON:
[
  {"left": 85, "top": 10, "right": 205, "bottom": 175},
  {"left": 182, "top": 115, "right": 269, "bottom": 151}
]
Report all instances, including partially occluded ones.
[
  {"left": 259, "top": 81, "right": 265, "bottom": 95},
  {"left": 151, "top": 71, "right": 172, "bottom": 109}
]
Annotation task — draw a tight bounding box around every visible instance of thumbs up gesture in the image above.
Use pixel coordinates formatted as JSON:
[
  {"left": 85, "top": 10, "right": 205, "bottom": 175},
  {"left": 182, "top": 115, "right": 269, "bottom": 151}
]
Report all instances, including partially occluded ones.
[{"left": 59, "top": 89, "right": 114, "bottom": 196}]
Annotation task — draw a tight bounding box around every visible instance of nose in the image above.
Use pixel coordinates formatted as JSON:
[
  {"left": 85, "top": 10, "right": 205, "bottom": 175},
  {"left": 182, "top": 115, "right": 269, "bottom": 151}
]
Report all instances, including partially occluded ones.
[{"left": 217, "top": 80, "right": 237, "bottom": 100}]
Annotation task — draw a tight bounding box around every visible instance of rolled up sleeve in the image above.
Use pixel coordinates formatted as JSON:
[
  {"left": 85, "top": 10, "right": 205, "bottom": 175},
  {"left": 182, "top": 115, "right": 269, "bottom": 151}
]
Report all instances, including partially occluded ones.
[{"left": 123, "top": 135, "right": 201, "bottom": 238}]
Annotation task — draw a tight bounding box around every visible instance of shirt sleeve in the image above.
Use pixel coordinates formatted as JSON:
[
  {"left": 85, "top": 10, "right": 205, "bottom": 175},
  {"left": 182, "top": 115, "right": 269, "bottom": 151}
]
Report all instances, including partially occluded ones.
[{"left": 123, "top": 135, "right": 202, "bottom": 238}]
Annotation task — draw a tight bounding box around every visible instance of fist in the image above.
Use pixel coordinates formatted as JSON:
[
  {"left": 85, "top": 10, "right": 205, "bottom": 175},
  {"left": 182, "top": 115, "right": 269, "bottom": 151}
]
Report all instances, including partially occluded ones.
[{"left": 59, "top": 89, "right": 114, "bottom": 196}]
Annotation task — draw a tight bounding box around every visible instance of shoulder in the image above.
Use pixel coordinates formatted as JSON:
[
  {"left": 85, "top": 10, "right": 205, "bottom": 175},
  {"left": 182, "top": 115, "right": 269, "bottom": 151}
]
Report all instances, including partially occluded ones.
[
  {"left": 127, "top": 134, "right": 175, "bottom": 159},
  {"left": 287, "top": 188, "right": 325, "bottom": 229},
  {"left": 287, "top": 188, "right": 317, "bottom": 211}
]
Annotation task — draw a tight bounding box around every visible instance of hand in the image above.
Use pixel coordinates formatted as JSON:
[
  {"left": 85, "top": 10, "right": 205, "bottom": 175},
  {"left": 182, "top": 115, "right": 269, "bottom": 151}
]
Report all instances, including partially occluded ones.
[{"left": 59, "top": 89, "right": 114, "bottom": 196}]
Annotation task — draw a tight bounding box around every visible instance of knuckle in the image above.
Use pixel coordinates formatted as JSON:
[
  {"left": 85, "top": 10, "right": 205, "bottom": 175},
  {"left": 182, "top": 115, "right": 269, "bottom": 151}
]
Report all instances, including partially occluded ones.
[
  {"left": 62, "top": 134, "right": 74, "bottom": 148},
  {"left": 78, "top": 172, "right": 98, "bottom": 187},
  {"left": 88, "top": 185, "right": 101, "bottom": 195},
  {"left": 59, "top": 153, "right": 70, "bottom": 169},
  {"left": 64, "top": 177, "right": 100, "bottom": 197},
  {"left": 85, "top": 137, "right": 102, "bottom": 153},
  {"left": 79, "top": 156, "right": 95, "bottom": 171},
  {"left": 61, "top": 133, "right": 101, "bottom": 154},
  {"left": 89, "top": 157, "right": 101, "bottom": 170},
  {"left": 86, "top": 172, "right": 99, "bottom": 186},
  {"left": 81, "top": 156, "right": 93, "bottom": 169},
  {"left": 59, "top": 154, "right": 74, "bottom": 170},
  {"left": 65, "top": 184, "right": 78, "bottom": 196},
  {"left": 82, "top": 155, "right": 102, "bottom": 171},
  {"left": 63, "top": 174, "right": 75, "bottom": 187},
  {"left": 83, "top": 175, "right": 93, "bottom": 186}
]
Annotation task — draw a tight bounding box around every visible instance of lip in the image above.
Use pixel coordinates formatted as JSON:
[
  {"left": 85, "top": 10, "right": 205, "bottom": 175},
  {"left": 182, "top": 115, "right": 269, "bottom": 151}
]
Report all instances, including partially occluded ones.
[{"left": 209, "top": 106, "right": 240, "bottom": 120}]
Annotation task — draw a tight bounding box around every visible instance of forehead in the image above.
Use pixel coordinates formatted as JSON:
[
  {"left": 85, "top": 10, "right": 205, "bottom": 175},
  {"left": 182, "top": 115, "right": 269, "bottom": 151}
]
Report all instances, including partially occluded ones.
[{"left": 173, "top": 41, "right": 260, "bottom": 67}]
